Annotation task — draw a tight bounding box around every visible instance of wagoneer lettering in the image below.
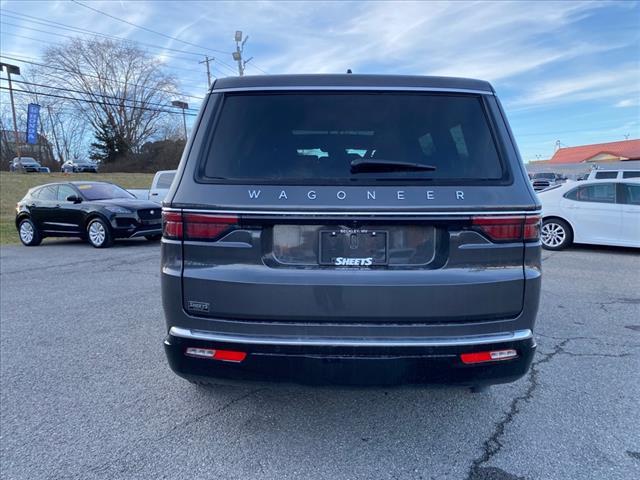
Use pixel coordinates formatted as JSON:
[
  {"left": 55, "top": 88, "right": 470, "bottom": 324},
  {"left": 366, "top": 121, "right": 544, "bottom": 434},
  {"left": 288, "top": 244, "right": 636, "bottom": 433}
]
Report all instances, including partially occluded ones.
[
  {"left": 246, "top": 188, "right": 463, "bottom": 202},
  {"left": 161, "top": 74, "right": 541, "bottom": 390}
]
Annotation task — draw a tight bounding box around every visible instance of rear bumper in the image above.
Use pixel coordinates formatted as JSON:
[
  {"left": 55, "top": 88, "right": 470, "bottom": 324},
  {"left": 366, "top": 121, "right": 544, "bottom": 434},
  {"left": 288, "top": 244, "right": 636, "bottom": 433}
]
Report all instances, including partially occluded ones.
[{"left": 164, "top": 327, "right": 536, "bottom": 387}]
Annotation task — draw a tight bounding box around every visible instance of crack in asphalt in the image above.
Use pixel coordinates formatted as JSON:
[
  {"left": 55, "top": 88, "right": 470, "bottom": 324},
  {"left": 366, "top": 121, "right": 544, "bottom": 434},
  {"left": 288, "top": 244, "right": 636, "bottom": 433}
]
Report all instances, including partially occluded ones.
[
  {"left": 626, "top": 451, "right": 640, "bottom": 461},
  {"left": 597, "top": 297, "right": 640, "bottom": 314},
  {"left": 466, "top": 335, "right": 635, "bottom": 480},
  {"left": 0, "top": 253, "right": 158, "bottom": 276},
  {"left": 535, "top": 332, "right": 640, "bottom": 349},
  {"left": 79, "top": 387, "right": 264, "bottom": 479},
  {"left": 465, "top": 339, "right": 570, "bottom": 480}
]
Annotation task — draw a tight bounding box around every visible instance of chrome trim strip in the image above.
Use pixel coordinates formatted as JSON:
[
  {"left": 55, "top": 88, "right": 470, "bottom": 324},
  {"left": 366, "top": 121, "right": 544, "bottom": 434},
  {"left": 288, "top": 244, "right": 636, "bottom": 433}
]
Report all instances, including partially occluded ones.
[
  {"left": 163, "top": 207, "right": 541, "bottom": 217},
  {"left": 129, "top": 228, "right": 162, "bottom": 238},
  {"left": 43, "top": 222, "right": 78, "bottom": 227},
  {"left": 169, "top": 326, "right": 532, "bottom": 347},
  {"left": 212, "top": 86, "right": 493, "bottom": 95}
]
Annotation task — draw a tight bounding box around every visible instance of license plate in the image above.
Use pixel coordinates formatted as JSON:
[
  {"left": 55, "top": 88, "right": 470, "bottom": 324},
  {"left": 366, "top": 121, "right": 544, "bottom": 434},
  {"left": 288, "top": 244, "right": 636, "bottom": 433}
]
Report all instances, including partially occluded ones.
[{"left": 319, "top": 229, "right": 388, "bottom": 266}]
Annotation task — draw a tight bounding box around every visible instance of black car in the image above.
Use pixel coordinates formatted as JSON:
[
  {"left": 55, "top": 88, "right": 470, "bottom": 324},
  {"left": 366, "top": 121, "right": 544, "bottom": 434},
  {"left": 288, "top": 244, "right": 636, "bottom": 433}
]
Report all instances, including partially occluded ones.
[
  {"left": 61, "top": 160, "right": 99, "bottom": 173},
  {"left": 16, "top": 181, "right": 162, "bottom": 248},
  {"left": 161, "top": 74, "right": 541, "bottom": 391},
  {"left": 531, "top": 172, "right": 566, "bottom": 191}
]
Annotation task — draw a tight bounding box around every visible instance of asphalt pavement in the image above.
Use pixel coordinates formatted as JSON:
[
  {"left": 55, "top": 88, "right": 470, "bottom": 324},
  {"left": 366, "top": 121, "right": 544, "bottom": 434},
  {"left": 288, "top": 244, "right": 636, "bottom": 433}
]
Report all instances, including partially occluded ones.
[{"left": 1, "top": 238, "right": 639, "bottom": 480}]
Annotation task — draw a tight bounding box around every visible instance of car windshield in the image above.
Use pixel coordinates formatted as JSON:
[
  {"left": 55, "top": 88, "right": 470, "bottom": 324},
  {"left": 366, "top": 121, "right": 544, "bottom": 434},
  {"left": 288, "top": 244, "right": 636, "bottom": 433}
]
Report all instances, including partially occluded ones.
[
  {"left": 200, "top": 92, "right": 505, "bottom": 183},
  {"left": 76, "top": 183, "right": 135, "bottom": 200},
  {"left": 17, "top": 158, "right": 38, "bottom": 165},
  {"left": 533, "top": 173, "right": 555, "bottom": 179}
]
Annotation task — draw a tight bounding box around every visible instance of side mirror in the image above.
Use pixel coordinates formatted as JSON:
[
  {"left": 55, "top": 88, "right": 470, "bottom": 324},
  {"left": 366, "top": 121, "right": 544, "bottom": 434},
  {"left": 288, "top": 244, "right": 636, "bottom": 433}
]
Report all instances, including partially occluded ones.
[{"left": 66, "top": 195, "right": 82, "bottom": 204}]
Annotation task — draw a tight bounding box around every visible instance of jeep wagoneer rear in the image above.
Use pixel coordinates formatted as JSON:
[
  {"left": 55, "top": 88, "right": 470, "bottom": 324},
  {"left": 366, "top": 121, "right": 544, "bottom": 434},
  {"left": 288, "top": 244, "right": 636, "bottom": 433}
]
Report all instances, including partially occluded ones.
[{"left": 161, "top": 74, "right": 541, "bottom": 389}]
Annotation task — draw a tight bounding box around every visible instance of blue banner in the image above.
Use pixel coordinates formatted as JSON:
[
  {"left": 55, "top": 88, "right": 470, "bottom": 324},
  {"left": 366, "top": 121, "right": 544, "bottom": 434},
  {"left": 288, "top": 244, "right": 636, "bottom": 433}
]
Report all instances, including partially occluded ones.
[{"left": 26, "top": 103, "right": 41, "bottom": 145}]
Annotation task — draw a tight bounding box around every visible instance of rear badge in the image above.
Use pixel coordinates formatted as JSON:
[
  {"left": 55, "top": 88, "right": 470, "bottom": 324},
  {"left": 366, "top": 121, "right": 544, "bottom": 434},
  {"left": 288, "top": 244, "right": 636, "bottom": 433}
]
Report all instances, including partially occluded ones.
[
  {"left": 334, "top": 257, "right": 373, "bottom": 266},
  {"left": 188, "top": 301, "right": 210, "bottom": 313}
]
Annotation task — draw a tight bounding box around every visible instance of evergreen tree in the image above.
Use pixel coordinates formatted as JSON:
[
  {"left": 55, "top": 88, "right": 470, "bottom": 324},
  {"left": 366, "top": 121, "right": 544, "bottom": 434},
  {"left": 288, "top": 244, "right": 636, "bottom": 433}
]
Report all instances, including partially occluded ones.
[{"left": 89, "top": 120, "right": 128, "bottom": 163}]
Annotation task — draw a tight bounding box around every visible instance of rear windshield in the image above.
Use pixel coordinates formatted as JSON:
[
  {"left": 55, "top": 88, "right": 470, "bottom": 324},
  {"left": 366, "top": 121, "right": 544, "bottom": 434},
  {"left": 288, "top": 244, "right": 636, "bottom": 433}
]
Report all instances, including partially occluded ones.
[{"left": 199, "top": 92, "right": 506, "bottom": 184}]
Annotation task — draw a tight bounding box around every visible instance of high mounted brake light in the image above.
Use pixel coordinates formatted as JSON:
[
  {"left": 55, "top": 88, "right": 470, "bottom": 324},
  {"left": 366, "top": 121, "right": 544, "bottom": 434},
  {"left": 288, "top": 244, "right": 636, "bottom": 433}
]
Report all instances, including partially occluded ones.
[
  {"left": 472, "top": 215, "right": 540, "bottom": 242},
  {"left": 162, "top": 212, "right": 239, "bottom": 241}
]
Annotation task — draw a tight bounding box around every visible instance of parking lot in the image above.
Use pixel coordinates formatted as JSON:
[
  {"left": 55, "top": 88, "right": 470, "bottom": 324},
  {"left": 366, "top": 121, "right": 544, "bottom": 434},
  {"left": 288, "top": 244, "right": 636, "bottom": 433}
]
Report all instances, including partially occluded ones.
[{"left": 1, "top": 240, "right": 639, "bottom": 480}]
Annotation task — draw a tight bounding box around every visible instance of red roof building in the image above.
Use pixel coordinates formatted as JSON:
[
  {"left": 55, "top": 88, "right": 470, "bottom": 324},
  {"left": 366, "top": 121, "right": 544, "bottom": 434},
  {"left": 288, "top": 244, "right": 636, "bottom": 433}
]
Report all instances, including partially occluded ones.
[{"left": 548, "top": 139, "right": 640, "bottom": 164}]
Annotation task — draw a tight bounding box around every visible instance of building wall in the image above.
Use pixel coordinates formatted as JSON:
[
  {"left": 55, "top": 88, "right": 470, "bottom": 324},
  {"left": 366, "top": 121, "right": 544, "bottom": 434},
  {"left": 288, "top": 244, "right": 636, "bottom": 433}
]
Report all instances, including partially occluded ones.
[{"left": 525, "top": 160, "right": 640, "bottom": 178}]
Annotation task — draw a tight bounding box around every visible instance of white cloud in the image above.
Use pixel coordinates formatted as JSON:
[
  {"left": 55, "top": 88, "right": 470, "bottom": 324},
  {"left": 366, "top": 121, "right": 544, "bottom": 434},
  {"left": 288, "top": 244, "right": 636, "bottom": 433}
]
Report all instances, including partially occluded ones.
[
  {"left": 510, "top": 67, "right": 640, "bottom": 108},
  {"left": 615, "top": 98, "right": 640, "bottom": 108}
]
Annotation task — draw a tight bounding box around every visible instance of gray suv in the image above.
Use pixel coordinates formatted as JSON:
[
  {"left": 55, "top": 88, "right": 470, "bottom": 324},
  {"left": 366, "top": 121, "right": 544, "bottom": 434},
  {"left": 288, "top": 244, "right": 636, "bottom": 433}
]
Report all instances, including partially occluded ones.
[{"left": 161, "top": 74, "right": 541, "bottom": 390}]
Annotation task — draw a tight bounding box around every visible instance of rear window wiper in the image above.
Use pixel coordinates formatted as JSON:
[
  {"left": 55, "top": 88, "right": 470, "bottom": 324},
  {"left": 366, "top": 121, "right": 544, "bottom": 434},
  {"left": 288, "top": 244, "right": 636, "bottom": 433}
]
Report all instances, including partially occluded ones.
[{"left": 350, "top": 158, "right": 437, "bottom": 173}]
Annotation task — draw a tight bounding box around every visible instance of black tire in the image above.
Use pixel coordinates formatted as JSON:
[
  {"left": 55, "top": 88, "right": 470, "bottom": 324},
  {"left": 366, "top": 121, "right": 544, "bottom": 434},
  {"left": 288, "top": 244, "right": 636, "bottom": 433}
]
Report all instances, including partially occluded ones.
[
  {"left": 144, "top": 234, "right": 162, "bottom": 241},
  {"left": 86, "top": 218, "right": 114, "bottom": 248},
  {"left": 18, "top": 218, "right": 42, "bottom": 246},
  {"left": 541, "top": 218, "right": 573, "bottom": 251}
]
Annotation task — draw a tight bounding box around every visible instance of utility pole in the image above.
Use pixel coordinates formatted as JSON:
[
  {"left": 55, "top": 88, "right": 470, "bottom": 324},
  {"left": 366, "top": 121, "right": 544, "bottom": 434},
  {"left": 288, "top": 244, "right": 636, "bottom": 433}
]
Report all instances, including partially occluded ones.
[
  {"left": 624, "top": 133, "right": 630, "bottom": 140},
  {"left": 199, "top": 56, "right": 214, "bottom": 89},
  {"left": 171, "top": 100, "right": 189, "bottom": 140},
  {"left": 46, "top": 105, "right": 63, "bottom": 164},
  {"left": 0, "top": 62, "right": 22, "bottom": 166},
  {"left": 232, "top": 31, "right": 252, "bottom": 76}
]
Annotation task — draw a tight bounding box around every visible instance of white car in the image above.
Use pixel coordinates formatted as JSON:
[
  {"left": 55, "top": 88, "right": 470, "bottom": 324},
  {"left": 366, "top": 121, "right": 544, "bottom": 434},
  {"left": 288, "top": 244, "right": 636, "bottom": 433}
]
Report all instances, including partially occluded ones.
[
  {"left": 586, "top": 169, "right": 640, "bottom": 180},
  {"left": 538, "top": 178, "right": 640, "bottom": 250},
  {"left": 128, "top": 170, "right": 176, "bottom": 204}
]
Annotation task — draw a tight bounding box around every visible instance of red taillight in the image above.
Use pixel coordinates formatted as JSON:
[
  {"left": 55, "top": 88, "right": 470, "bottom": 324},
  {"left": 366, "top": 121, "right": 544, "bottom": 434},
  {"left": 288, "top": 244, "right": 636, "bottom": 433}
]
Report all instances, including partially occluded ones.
[
  {"left": 460, "top": 349, "right": 518, "bottom": 364},
  {"left": 162, "top": 211, "right": 183, "bottom": 239},
  {"left": 523, "top": 215, "right": 541, "bottom": 241},
  {"left": 183, "top": 213, "right": 238, "bottom": 241},
  {"left": 185, "top": 347, "right": 247, "bottom": 362},
  {"left": 472, "top": 215, "right": 540, "bottom": 242},
  {"left": 161, "top": 211, "right": 239, "bottom": 241}
]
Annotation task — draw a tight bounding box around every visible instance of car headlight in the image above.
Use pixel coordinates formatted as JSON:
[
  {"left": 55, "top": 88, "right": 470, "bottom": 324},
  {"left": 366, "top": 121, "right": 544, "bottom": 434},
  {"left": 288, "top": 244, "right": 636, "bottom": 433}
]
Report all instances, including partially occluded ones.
[{"left": 105, "top": 206, "right": 133, "bottom": 214}]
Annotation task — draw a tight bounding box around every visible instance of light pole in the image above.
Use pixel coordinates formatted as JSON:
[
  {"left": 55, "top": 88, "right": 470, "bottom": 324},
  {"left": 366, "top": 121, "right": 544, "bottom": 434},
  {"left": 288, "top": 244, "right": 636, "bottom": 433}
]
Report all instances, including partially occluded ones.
[
  {"left": 0, "top": 62, "right": 22, "bottom": 167},
  {"left": 232, "top": 31, "right": 252, "bottom": 76},
  {"left": 171, "top": 100, "right": 189, "bottom": 140}
]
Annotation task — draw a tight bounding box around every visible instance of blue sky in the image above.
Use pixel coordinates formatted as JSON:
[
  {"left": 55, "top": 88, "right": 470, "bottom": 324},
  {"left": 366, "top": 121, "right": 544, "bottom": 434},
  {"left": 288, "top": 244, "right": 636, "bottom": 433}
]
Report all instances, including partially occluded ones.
[{"left": 1, "top": 0, "right": 639, "bottom": 162}]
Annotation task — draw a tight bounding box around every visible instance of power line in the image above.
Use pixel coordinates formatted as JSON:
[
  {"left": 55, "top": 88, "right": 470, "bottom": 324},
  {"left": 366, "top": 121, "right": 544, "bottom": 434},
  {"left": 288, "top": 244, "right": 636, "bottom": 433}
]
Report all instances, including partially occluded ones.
[
  {"left": 1, "top": 10, "right": 210, "bottom": 58},
  {"left": 1, "top": 78, "right": 200, "bottom": 112},
  {"left": 0, "top": 54, "right": 205, "bottom": 101},
  {"left": 71, "top": 0, "right": 231, "bottom": 55},
  {"left": 0, "top": 14, "right": 240, "bottom": 76},
  {"left": 0, "top": 29, "right": 220, "bottom": 82},
  {"left": 0, "top": 15, "right": 240, "bottom": 76},
  {"left": 2, "top": 7, "right": 262, "bottom": 77},
  {"left": 0, "top": 85, "right": 198, "bottom": 116},
  {"left": 0, "top": 21, "right": 237, "bottom": 77}
]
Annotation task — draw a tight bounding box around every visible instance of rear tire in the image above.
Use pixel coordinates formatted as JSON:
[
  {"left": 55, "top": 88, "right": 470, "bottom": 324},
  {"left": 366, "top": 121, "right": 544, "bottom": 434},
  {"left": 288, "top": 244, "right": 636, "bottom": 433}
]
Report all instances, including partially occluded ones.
[
  {"left": 18, "top": 218, "right": 42, "bottom": 246},
  {"left": 541, "top": 218, "right": 572, "bottom": 250},
  {"left": 144, "top": 234, "right": 162, "bottom": 241},
  {"left": 87, "top": 218, "right": 113, "bottom": 248}
]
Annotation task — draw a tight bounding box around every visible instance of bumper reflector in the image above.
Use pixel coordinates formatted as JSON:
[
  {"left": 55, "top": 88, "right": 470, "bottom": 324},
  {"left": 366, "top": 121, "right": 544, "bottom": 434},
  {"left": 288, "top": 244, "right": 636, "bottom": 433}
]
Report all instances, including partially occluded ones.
[
  {"left": 460, "top": 349, "right": 518, "bottom": 365},
  {"left": 185, "top": 347, "right": 247, "bottom": 363}
]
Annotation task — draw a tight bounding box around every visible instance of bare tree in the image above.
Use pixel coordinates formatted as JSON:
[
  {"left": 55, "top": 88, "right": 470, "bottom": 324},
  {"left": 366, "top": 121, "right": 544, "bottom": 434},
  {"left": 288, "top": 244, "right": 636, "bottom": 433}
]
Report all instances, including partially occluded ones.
[{"left": 39, "top": 38, "right": 178, "bottom": 159}]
